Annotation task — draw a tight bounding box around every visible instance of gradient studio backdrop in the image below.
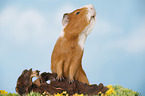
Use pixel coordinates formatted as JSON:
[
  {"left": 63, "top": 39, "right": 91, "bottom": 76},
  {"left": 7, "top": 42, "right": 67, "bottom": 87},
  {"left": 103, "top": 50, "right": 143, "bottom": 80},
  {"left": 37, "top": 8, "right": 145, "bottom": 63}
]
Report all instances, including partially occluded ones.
[{"left": 0, "top": 0, "right": 145, "bottom": 95}]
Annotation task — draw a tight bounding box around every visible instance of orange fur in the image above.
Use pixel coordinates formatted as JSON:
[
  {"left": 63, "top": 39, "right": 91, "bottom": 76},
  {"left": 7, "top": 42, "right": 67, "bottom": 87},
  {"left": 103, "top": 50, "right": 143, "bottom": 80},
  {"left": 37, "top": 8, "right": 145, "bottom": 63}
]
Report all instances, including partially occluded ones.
[{"left": 51, "top": 5, "right": 96, "bottom": 84}]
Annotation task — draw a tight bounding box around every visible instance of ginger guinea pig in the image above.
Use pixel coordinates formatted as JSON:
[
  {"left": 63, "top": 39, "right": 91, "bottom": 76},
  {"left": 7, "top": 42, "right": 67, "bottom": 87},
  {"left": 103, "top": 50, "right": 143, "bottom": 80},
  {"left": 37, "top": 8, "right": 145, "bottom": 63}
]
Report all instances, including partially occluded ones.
[{"left": 51, "top": 4, "right": 96, "bottom": 84}]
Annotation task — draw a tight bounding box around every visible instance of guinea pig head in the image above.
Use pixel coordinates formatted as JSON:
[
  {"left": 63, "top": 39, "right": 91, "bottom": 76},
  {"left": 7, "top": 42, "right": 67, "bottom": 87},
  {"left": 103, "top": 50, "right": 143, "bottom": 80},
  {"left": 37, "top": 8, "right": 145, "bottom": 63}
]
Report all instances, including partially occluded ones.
[{"left": 62, "top": 4, "right": 96, "bottom": 36}]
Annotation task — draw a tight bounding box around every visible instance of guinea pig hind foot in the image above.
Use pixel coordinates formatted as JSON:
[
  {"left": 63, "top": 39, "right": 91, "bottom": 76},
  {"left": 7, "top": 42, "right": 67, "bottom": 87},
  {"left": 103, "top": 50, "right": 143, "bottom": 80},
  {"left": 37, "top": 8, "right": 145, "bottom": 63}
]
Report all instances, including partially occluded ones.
[
  {"left": 68, "top": 79, "right": 74, "bottom": 84},
  {"left": 56, "top": 75, "right": 64, "bottom": 81}
]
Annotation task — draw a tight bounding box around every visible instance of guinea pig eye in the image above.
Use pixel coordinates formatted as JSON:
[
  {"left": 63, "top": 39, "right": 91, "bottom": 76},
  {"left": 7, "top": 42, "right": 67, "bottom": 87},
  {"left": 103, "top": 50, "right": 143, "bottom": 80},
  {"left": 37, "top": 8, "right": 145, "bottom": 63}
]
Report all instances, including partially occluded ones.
[{"left": 76, "top": 12, "right": 80, "bottom": 15}]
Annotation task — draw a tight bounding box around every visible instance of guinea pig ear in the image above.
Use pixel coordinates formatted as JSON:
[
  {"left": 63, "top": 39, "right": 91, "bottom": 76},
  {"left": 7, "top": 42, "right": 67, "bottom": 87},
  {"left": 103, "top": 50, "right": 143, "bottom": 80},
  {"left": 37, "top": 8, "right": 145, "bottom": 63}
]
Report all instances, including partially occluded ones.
[{"left": 62, "top": 13, "right": 69, "bottom": 27}]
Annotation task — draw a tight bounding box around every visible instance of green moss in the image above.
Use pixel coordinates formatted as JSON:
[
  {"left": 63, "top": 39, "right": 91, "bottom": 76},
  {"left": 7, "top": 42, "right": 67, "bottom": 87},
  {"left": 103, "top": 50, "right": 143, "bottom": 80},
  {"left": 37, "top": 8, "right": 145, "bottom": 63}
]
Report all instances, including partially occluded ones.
[
  {"left": 0, "top": 93, "right": 19, "bottom": 96},
  {"left": 106, "top": 85, "right": 141, "bottom": 96}
]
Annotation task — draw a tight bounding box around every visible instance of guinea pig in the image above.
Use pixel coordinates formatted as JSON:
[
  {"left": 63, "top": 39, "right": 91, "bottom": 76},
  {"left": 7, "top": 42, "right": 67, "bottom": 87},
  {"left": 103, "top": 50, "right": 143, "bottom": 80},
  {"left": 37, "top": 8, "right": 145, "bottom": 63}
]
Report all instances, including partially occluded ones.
[{"left": 51, "top": 4, "right": 96, "bottom": 84}]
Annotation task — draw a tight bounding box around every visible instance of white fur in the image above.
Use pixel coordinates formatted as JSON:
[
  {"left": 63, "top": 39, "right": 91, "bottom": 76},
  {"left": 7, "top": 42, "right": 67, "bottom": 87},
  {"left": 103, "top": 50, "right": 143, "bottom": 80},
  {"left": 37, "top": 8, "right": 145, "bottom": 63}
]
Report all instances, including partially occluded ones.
[
  {"left": 84, "top": 4, "right": 96, "bottom": 22},
  {"left": 78, "top": 4, "right": 96, "bottom": 50},
  {"left": 59, "top": 29, "right": 65, "bottom": 37},
  {"left": 59, "top": 4, "right": 96, "bottom": 49},
  {"left": 78, "top": 33, "right": 87, "bottom": 50},
  {"left": 78, "top": 19, "right": 96, "bottom": 49}
]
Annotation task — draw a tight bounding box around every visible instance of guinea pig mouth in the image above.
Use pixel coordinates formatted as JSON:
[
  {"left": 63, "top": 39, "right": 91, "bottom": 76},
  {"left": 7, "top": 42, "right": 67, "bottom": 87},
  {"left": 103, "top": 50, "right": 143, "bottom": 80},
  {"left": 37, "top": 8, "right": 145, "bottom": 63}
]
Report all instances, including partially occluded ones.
[
  {"left": 91, "top": 15, "right": 96, "bottom": 19},
  {"left": 90, "top": 15, "right": 96, "bottom": 21}
]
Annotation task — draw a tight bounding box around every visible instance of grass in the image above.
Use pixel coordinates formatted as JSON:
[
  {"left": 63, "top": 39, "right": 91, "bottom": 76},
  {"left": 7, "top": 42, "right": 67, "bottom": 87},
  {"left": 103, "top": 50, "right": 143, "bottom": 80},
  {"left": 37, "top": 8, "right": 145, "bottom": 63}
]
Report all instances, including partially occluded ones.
[
  {"left": 106, "top": 85, "right": 141, "bottom": 96},
  {"left": 0, "top": 85, "right": 141, "bottom": 96}
]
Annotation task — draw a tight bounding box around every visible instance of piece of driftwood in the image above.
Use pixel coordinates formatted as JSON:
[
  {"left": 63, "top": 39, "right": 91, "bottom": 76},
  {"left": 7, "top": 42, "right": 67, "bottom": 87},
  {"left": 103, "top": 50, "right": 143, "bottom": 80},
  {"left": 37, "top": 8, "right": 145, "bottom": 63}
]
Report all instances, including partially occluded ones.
[{"left": 16, "top": 69, "right": 108, "bottom": 95}]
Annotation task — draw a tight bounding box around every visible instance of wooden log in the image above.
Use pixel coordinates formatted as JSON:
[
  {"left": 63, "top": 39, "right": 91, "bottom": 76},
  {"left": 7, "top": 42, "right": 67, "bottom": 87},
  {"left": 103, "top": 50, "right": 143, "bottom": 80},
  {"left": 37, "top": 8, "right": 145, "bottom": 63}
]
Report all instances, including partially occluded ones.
[{"left": 16, "top": 69, "right": 108, "bottom": 95}]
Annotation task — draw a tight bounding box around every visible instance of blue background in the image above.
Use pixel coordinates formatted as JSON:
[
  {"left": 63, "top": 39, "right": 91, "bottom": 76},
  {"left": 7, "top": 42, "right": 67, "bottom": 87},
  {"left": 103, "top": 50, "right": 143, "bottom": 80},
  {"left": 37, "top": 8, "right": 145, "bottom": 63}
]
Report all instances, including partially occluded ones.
[{"left": 0, "top": 0, "right": 145, "bottom": 95}]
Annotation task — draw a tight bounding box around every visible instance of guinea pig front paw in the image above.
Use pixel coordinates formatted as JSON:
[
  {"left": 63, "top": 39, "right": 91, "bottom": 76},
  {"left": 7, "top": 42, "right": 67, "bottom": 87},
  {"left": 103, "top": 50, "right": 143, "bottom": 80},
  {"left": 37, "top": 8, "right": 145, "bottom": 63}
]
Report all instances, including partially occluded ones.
[
  {"left": 68, "top": 79, "right": 74, "bottom": 84},
  {"left": 56, "top": 75, "right": 64, "bottom": 81}
]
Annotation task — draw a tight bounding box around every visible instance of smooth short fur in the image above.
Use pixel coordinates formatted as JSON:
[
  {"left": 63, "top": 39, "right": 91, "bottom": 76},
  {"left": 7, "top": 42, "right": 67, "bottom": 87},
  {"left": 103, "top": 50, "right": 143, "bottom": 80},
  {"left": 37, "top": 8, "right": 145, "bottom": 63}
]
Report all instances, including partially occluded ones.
[{"left": 51, "top": 4, "right": 96, "bottom": 84}]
